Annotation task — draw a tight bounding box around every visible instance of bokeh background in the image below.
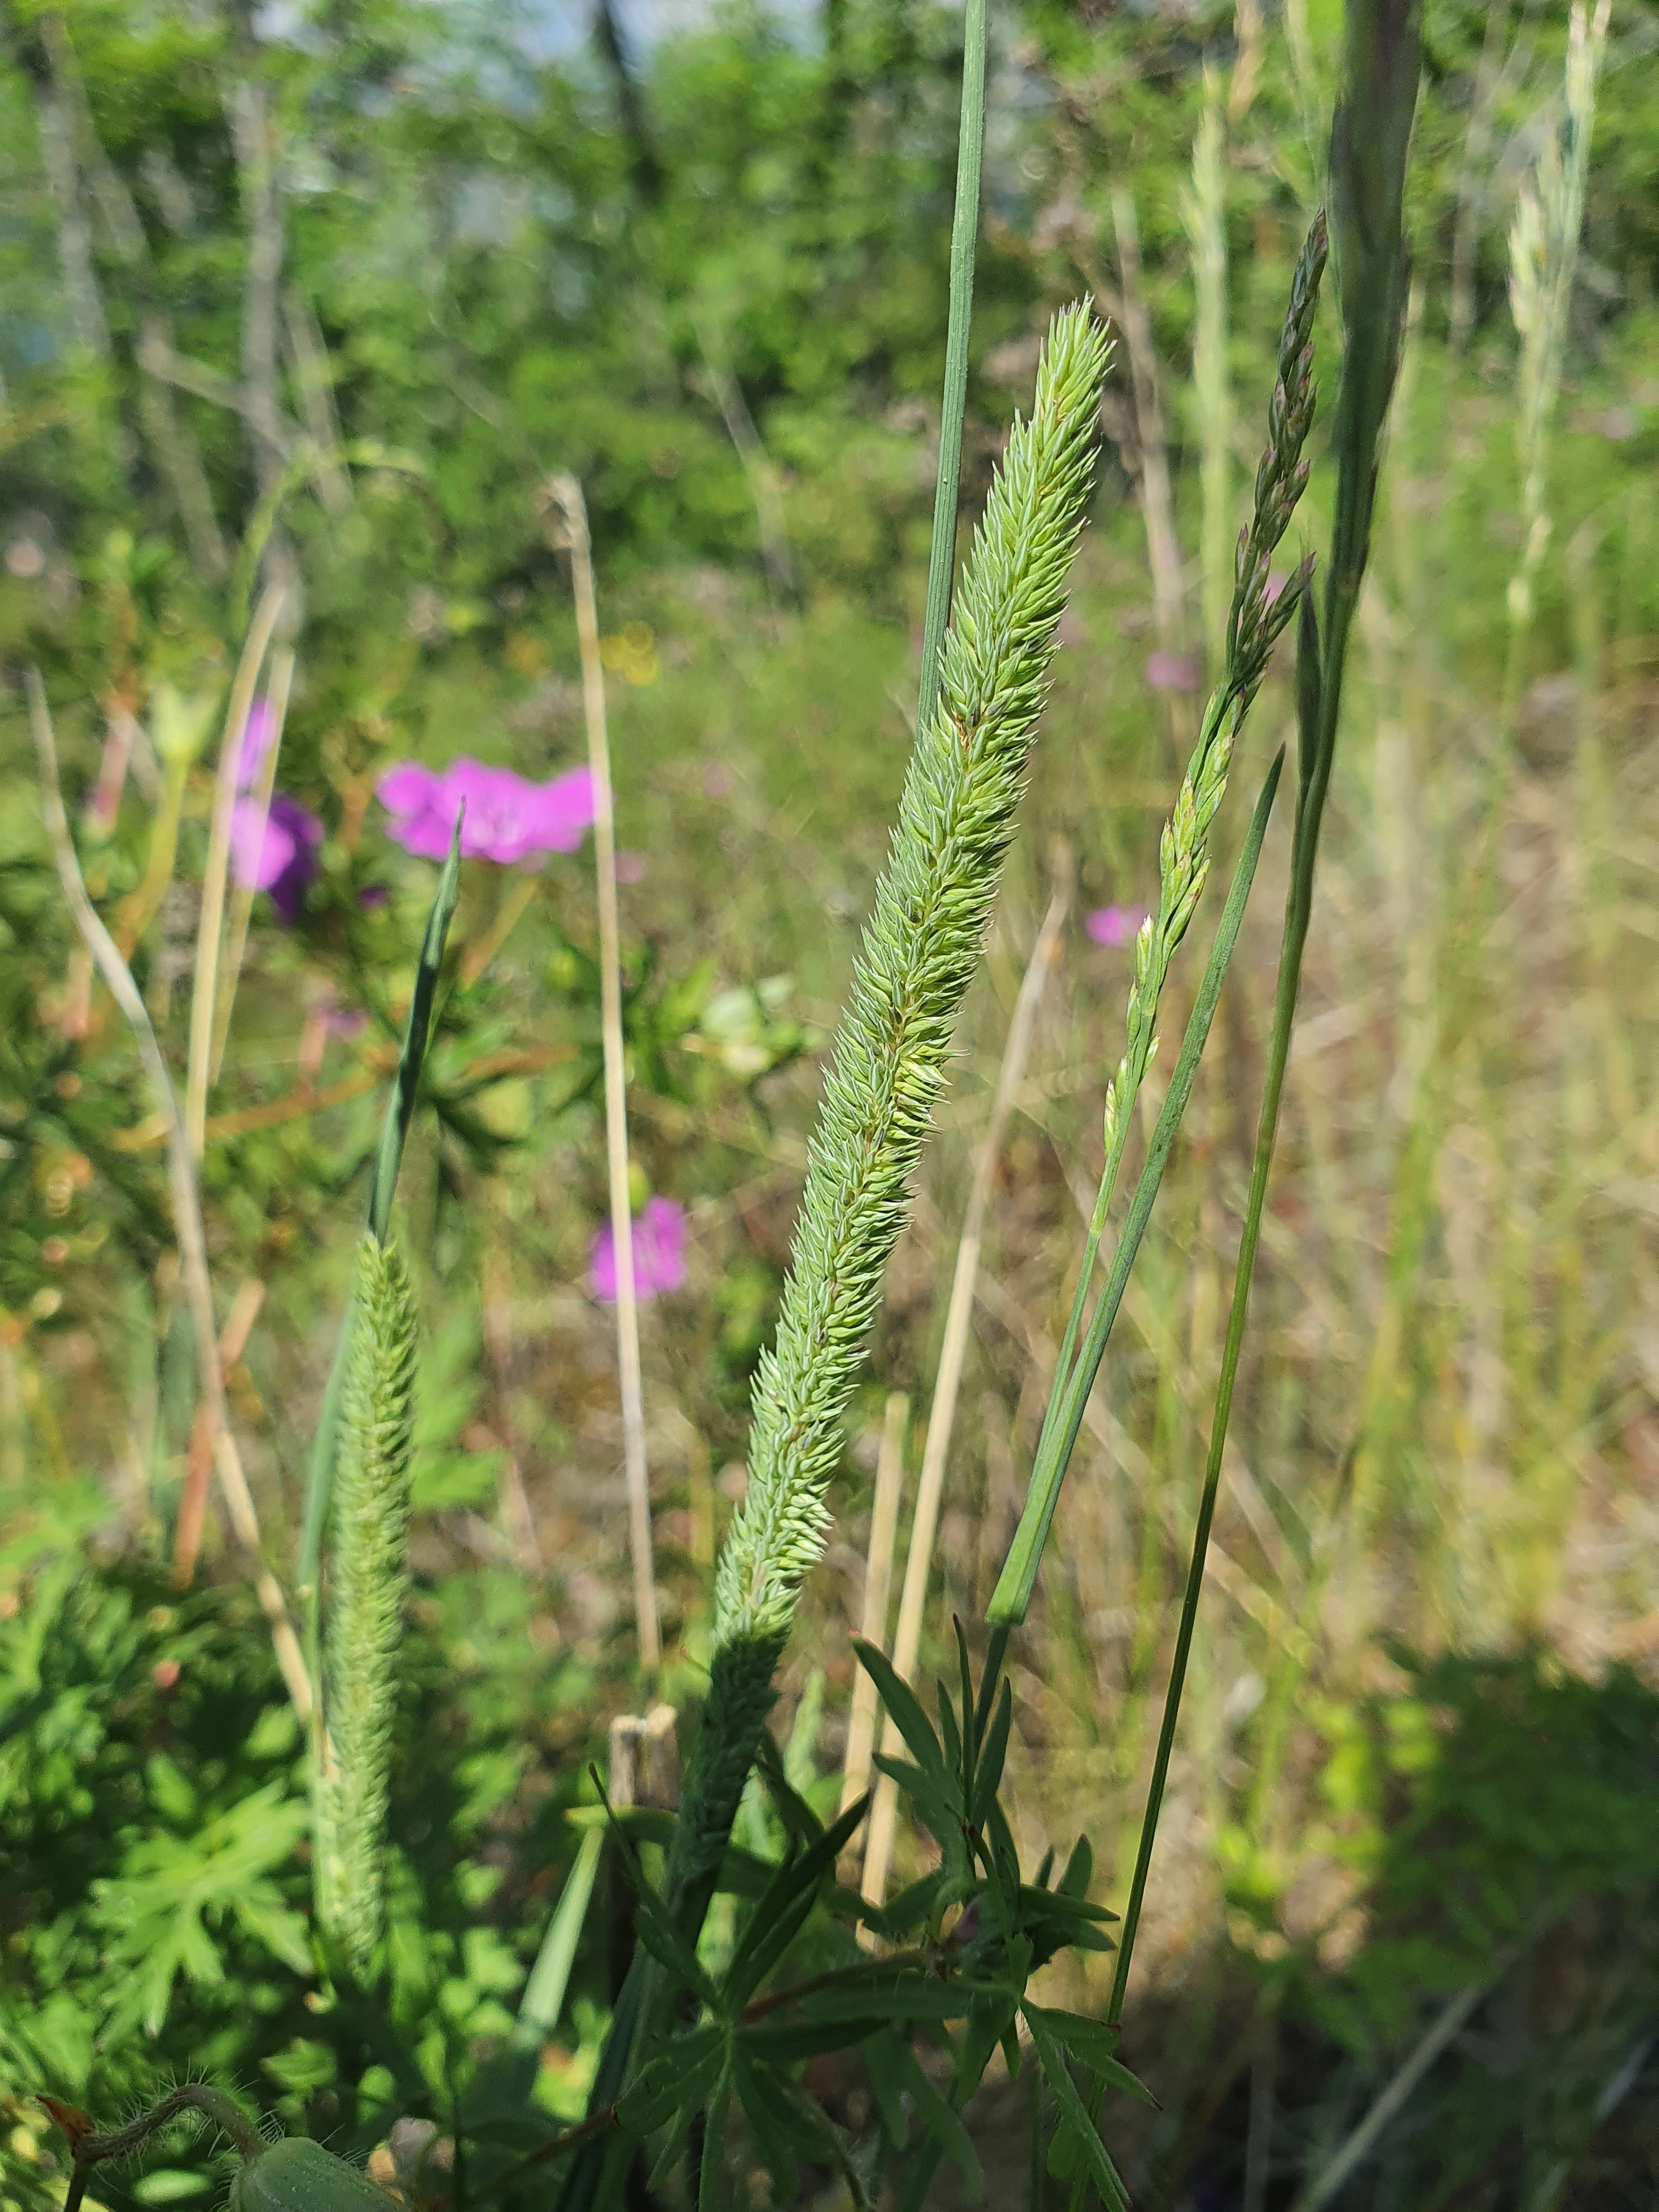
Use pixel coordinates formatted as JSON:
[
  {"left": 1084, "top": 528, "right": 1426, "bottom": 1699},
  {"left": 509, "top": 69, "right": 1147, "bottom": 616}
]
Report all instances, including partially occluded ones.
[{"left": 2, "top": 0, "right": 1657, "bottom": 2204}]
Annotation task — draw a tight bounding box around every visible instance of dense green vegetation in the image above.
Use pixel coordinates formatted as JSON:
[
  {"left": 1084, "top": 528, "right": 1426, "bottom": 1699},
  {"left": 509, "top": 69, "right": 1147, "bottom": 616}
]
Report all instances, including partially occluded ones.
[{"left": 2, "top": 0, "right": 1657, "bottom": 2203}]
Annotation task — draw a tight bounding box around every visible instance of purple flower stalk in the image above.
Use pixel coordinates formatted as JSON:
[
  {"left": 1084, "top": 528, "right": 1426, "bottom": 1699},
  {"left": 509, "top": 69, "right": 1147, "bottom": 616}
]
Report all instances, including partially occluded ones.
[
  {"left": 229, "top": 694, "right": 323, "bottom": 921},
  {"left": 377, "top": 758, "right": 595, "bottom": 865},
  {"left": 590, "top": 1197, "right": 687, "bottom": 1303}
]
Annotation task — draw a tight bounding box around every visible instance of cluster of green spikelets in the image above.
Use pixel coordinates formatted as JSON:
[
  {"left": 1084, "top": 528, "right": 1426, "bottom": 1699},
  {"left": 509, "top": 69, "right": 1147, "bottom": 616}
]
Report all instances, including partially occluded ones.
[
  {"left": 1097, "top": 214, "right": 1325, "bottom": 1216},
  {"left": 312, "top": 1234, "right": 419, "bottom": 1977}
]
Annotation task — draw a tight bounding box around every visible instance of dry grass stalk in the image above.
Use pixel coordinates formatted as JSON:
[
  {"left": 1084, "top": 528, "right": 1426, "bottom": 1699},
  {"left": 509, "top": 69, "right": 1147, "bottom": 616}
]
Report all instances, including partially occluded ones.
[
  {"left": 185, "top": 582, "right": 287, "bottom": 1153},
  {"left": 29, "top": 670, "right": 313, "bottom": 1723},
  {"left": 546, "top": 471, "right": 662, "bottom": 1674},
  {"left": 838, "top": 1389, "right": 910, "bottom": 1829},
  {"left": 207, "top": 640, "right": 295, "bottom": 1086},
  {"left": 172, "top": 1276, "right": 266, "bottom": 1587}
]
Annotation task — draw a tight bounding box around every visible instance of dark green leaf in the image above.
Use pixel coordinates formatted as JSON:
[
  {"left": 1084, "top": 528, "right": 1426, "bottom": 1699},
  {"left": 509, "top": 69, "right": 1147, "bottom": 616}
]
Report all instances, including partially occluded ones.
[
  {"left": 1024, "top": 2004, "right": 1130, "bottom": 2211},
  {"left": 617, "top": 2026, "right": 726, "bottom": 2138},
  {"left": 854, "top": 1640, "right": 944, "bottom": 1777},
  {"left": 968, "top": 1678, "right": 1012, "bottom": 1831}
]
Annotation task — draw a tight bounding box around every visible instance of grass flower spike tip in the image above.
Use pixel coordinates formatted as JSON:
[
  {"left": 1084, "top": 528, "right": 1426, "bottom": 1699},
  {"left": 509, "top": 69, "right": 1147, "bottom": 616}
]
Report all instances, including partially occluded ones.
[
  {"left": 378, "top": 758, "right": 595, "bottom": 864},
  {"left": 314, "top": 1233, "right": 419, "bottom": 1977},
  {"left": 715, "top": 300, "right": 1112, "bottom": 1651}
]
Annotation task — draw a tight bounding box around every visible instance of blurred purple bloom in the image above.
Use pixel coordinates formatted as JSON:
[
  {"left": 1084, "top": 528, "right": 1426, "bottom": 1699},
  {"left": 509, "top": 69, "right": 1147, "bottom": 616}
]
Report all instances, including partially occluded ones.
[
  {"left": 357, "top": 884, "right": 390, "bottom": 910},
  {"left": 236, "top": 697, "right": 277, "bottom": 788},
  {"left": 1145, "top": 651, "right": 1200, "bottom": 693},
  {"left": 1086, "top": 904, "right": 1149, "bottom": 949},
  {"left": 590, "top": 1196, "right": 687, "bottom": 1303},
  {"left": 702, "top": 761, "right": 733, "bottom": 798},
  {"left": 230, "top": 792, "right": 323, "bottom": 922},
  {"left": 377, "top": 758, "right": 595, "bottom": 865},
  {"left": 614, "top": 850, "right": 647, "bottom": 884}
]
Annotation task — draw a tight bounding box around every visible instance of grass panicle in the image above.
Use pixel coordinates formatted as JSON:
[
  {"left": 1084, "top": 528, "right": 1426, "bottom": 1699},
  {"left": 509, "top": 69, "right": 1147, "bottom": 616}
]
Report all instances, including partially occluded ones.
[
  {"left": 313, "top": 1233, "right": 419, "bottom": 1976},
  {"left": 993, "top": 213, "right": 1328, "bottom": 1625},
  {"left": 1098, "top": 0, "right": 1424, "bottom": 2064}
]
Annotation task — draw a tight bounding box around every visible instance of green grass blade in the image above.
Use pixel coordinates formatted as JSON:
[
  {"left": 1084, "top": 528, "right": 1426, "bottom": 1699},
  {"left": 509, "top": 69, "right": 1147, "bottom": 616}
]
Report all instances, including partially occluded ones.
[
  {"left": 912, "top": 0, "right": 988, "bottom": 738},
  {"left": 514, "top": 1826, "right": 605, "bottom": 2051},
  {"left": 989, "top": 750, "right": 1285, "bottom": 1626},
  {"left": 367, "top": 815, "right": 464, "bottom": 1242},
  {"left": 297, "top": 816, "right": 462, "bottom": 1599}
]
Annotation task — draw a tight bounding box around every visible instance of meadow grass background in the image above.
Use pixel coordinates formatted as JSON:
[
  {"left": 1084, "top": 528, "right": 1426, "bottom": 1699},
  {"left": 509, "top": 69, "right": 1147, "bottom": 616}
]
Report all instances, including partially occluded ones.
[{"left": 2, "top": 0, "right": 1658, "bottom": 2202}]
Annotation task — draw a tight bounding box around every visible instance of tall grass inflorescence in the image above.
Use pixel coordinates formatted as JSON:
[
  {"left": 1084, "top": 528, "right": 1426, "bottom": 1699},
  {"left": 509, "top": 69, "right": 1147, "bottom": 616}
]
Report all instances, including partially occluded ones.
[{"left": 561, "top": 302, "right": 1111, "bottom": 2207}]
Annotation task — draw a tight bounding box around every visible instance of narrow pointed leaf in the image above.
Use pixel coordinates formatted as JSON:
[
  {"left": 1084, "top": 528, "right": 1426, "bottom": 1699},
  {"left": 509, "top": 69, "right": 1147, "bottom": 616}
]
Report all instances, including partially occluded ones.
[
  {"left": 853, "top": 1639, "right": 945, "bottom": 1775},
  {"left": 1024, "top": 2004, "right": 1131, "bottom": 2211}
]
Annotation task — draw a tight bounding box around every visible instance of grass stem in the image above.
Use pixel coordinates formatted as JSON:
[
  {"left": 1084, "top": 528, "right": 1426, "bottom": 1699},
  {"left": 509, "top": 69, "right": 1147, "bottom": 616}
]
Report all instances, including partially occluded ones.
[{"left": 549, "top": 470, "right": 661, "bottom": 1677}]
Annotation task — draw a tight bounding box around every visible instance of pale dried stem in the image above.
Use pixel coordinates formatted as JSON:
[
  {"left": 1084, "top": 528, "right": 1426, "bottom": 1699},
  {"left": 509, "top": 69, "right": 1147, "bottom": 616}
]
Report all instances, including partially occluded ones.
[
  {"left": 29, "top": 670, "right": 313, "bottom": 1724},
  {"left": 860, "top": 851, "right": 1072, "bottom": 1914},
  {"left": 187, "top": 584, "right": 286, "bottom": 1152},
  {"left": 838, "top": 1390, "right": 911, "bottom": 1826},
  {"left": 208, "top": 642, "right": 295, "bottom": 1086},
  {"left": 548, "top": 473, "right": 662, "bottom": 1674}
]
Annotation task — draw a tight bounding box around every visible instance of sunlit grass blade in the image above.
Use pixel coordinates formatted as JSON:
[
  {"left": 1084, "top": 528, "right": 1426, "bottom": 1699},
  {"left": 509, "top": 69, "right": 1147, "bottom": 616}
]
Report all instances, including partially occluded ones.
[{"left": 297, "top": 814, "right": 463, "bottom": 1602}]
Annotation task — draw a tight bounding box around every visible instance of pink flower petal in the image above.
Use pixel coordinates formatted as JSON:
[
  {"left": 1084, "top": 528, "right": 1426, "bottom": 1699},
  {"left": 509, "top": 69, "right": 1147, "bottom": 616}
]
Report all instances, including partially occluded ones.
[
  {"left": 1145, "top": 651, "right": 1200, "bottom": 694},
  {"left": 377, "top": 758, "right": 595, "bottom": 865},
  {"left": 590, "top": 1196, "right": 687, "bottom": 1303},
  {"left": 1086, "top": 904, "right": 1148, "bottom": 949}
]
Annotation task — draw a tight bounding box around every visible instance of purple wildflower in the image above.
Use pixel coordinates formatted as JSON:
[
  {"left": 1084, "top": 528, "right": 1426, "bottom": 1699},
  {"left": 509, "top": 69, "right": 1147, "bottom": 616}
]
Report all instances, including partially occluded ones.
[
  {"left": 1145, "top": 651, "right": 1200, "bottom": 694},
  {"left": 230, "top": 792, "right": 324, "bottom": 922},
  {"left": 1086, "top": 904, "right": 1149, "bottom": 949},
  {"left": 589, "top": 1196, "right": 687, "bottom": 1303},
  {"left": 614, "top": 850, "right": 647, "bottom": 884},
  {"left": 377, "top": 758, "right": 595, "bottom": 865}
]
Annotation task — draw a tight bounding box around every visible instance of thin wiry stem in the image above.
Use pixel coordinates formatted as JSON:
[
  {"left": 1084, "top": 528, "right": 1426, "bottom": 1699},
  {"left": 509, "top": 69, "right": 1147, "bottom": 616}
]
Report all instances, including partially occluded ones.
[
  {"left": 913, "top": 0, "right": 988, "bottom": 733},
  {"left": 186, "top": 582, "right": 286, "bottom": 1154},
  {"left": 549, "top": 471, "right": 661, "bottom": 1674},
  {"left": 208, "top": 642, "right": 295, "bottom": 1086},
  {"left": 29, "top": 670, "right": 311, "bottom": 1727}
]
